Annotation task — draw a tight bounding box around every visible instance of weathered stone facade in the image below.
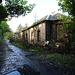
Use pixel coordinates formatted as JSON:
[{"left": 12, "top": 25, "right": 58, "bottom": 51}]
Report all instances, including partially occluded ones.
[
  {"left": 14, "top": 13, "right": 67, "bottom": 47},
  {"left": 21, "top": 22, "right": 46, "bottom": 45}
]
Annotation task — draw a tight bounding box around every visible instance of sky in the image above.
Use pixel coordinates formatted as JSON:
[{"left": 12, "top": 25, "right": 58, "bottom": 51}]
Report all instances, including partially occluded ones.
[{"left": 7, "top": 0, "right": 63, "bottom": 32}]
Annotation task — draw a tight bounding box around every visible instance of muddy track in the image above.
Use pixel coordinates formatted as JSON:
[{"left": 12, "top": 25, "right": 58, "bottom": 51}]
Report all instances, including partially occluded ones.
[{"left": 0, "top": 40, "right": 75, "bottom": 75}]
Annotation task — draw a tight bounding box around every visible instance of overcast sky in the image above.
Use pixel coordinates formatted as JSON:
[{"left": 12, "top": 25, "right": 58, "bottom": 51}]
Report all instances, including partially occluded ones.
[{"left": 7, "top": 0, "right": 62, "bottom": 32}]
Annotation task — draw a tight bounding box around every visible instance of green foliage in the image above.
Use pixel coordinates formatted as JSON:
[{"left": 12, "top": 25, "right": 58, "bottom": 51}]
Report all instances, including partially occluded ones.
[
  {"left": 0, "top": 0, "right": 35, "bottom": 22},
  {"left": 46, "top": 53, "right": 75, "bottom": 69},
  {"left": 0, "top": 21, "right": 9, "bottom": 41},
  {"left": 59, "top": 15, "right": 71, "bottom": 31},
  {"left": 59, "top": 15, "right": 75, "bottom": 41},
  {"left": 11, "top": 41, "right": 75, "bottom": 69},
  {"left": 5, "top": 0, "right": 35, "bottom": 17},
  {"left": 58, "top": 0, "right": 75, "bottom": 18},
  {"left": 0, "top": 4, "right": 8, "bottom": 21},
  {"left": 5, "top": 32, "right": 14, "bottom": 40},
  {"left": 0, "top": 0, "right": 35, "bottom": 41},
  {"left": 11, "top": 42, "right": 25, "bottom": 50},
  {"left": 58, "top": 0, "right": 75, "bottom": 41}
]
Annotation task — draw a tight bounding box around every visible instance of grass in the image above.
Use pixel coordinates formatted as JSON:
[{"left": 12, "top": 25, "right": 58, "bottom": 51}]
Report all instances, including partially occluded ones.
[
  {"left": 11, "top": 41, "right": 75, "bottom": 69},
  {"left": 46, "top": 53, "right": 75, "bottom": 68}
]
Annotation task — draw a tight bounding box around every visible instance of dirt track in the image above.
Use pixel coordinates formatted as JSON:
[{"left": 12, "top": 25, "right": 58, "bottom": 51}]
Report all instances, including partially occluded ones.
[{"left": 0, "top": 40, "right": 75, "bottom": 75}]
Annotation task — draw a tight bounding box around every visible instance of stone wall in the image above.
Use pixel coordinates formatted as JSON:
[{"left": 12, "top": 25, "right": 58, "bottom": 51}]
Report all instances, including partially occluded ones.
[
  {"left": 26, "top": 22, "right": 46, "bottom": 44},
  {"left": 14, "top": 20, "right": 69, "bottom": 48},
  {"left": 17, "top": 21, "right": 46, "bottom": 45}
]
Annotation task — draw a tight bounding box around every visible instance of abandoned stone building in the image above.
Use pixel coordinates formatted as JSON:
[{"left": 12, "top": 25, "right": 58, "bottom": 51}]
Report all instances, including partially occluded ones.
[{"left": 14, "top": 13, "right": 67, "bottom": 47}]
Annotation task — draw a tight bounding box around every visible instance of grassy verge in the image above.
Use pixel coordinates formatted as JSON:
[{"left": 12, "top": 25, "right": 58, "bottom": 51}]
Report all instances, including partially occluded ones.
[{"left": 11, "top": 41, "right": 75, "bottom": 69}]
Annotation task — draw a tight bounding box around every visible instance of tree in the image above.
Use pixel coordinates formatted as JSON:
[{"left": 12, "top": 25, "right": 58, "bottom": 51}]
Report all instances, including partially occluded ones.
[
  {"left": 58, "top": 0, "right": 75, "bottom": 18},
  {"left": 0, "top": 0, "right": 35, "bottom": 22},
  {"left": 0, "top": 4, "right": 8, "bottom": 22},
  {"left": 58, "top": 0, "right": 75, "bottom": 41},
  {"left": 0, "top": 0, "right": 35, "bottom": 41},
  {"left": 5, "top": 31, "right": 14, "bottom": 40},
  {"left": 0, "top": 21, "right": 9, "bottom": 41},
  {"left": 16, "top": 24, "right": 23, "bottom": 32},
  {"left": 0, "top": 0, "right": 2, "bottom": 3},
  {"left": 5, "top": 0, "right": 35, "bottom": 17}
]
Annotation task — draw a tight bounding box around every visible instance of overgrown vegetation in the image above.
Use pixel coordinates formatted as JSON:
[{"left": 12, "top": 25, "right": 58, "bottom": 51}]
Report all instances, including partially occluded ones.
[
  {"left": 0, "top": 21, "right": 9, "bottom": 42},
  {"left": 58, "top": 0, "right": 75, "bottom": 41},
  {"left": 5, "top": 31, "right": 14, "bottom": 40},
  {"left": 11, "top": 41, "right": 75, "bottom": 69},
  {"left": 0, "top": 0, "right": 35, "bottom": 42}
]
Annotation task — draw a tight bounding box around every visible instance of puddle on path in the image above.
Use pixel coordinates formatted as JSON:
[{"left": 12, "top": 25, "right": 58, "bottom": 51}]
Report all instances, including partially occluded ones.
[{"left": 6, "top": 71, "right": 20, "bottom": 75}]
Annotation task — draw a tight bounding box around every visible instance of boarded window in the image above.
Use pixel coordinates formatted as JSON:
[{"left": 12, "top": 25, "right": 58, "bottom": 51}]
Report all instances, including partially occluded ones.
[
  {"left": 52, "top": 25, "right": 57, "bottom": 41},
  {"left": 31, "top": 31, "right": 34, "bottom": 42},
  {"left": 22, "top": 32, "right": 25, "bottom": 41},
  {"left": 37, "top": 30, "right": 41, "bottom": 42},
  {"left": 57, "top": 25, "right": 65, "bottom": 41},
  {"left": 25, "top": 32, "right": 28, "bottom": 41}
]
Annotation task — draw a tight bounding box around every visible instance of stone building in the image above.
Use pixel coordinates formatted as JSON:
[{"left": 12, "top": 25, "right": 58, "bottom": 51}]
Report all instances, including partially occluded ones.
[{"left": 14, "top": 13, "right": 66, "bottom": 47}]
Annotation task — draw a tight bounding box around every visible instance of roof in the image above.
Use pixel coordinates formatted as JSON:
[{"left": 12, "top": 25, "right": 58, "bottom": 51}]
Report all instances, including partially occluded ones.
[
  {"left": 22, "top": 13, "right": 61, "bottom": 32},
  {"left": 29, "top": 13, "right": 61, "bottom": 26},
  {"left": 51, "top": 13, "right": 62, "bottom": 20},
  {"left": 15, "top": 32, "right": 20, "bottom": 34}
]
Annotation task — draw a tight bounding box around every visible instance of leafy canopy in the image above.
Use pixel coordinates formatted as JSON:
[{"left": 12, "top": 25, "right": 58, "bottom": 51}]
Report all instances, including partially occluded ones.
[
  {"left": 0, "top": 4, "right": 8, "bottom": 21},
  {"left": 58, "top": 0, "right": 75, "bottom": 18},
  {"left": 5, "top": 0, "right": 35, "bottom": 17},
  {"left": 0, "top": 0, "right": 35, "bottom": 21},
  {"left": 0, "top": 0, "right": 35, "bottom": 41}
]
